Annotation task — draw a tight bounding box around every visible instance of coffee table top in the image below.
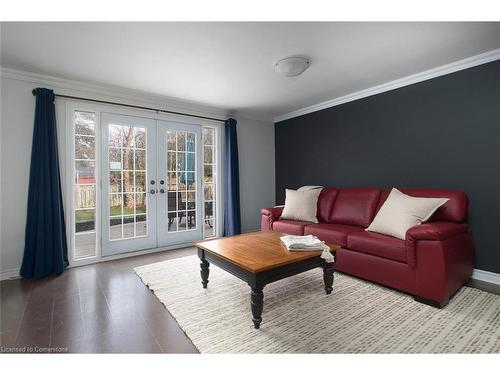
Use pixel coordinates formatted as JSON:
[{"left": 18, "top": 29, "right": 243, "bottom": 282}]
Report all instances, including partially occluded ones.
[{"left": 194, "top": 231, "right": 340, "bottom": 273}]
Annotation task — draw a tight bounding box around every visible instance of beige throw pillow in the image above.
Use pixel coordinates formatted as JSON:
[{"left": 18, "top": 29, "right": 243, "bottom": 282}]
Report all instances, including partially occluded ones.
[
  {"left": 280, "top": 188, "right": 321, "bottom": 223},
  {"left": 366, "top": 188, "right": 449, "bottom": 240},
  {"left": 297, "top": 185, "right": 323, "bottom": 192}
]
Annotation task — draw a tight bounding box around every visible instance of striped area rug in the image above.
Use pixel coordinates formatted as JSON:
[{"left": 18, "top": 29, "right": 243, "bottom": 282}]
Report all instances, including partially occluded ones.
[{"left": 134, "top": 255, "right": 500, "bottom": 353}]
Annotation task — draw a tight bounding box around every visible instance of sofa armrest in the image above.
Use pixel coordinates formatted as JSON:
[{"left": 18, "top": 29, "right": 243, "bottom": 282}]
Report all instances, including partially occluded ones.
[
  {"left": 260, "top": 206, "right": 284, "bottom": 231},
  {"left": 405, "top": 222, "right": 470, "bottom": 268},
  {"left": 406, "top": 221, "right": 469, "bottom": 241},
  {"left": 405, "top": 221, "right": 474, "bottom": 304},
  {"left": 261, "top": 206, "right": 284, "bottom": 221}
]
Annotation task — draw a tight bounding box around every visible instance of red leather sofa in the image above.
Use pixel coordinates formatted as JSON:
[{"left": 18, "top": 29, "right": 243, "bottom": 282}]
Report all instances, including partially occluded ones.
[{"left": 261, "top": 188, "right": 474, "bottom": 307}]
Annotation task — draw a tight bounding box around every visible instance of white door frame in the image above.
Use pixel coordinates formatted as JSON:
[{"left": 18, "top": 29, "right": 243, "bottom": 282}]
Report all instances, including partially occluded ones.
[{"left": 64, "top": 100, "right": 224, "bottom": 266}]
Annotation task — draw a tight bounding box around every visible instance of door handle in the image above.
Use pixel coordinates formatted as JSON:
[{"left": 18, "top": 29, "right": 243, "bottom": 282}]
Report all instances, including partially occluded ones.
[
  {"left": 159, "top": 189, "right": 166, "bottom": 194},
  {"left": 150, "top": 189, "right": 156, "bottom": 194}
]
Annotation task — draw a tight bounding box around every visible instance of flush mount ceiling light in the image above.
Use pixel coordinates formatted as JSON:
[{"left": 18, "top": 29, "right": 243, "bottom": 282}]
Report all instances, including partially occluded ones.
[{"left": 274, "top": 56, "right": 311, "bottom": 77}]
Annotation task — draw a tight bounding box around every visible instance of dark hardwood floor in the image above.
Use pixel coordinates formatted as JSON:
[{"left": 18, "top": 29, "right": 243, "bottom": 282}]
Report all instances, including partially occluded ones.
[
  {"left": 1, "top": 246, "right": 499, "bottom": 354},
  {"left": 0, "top": 247, "right": 199, "bottom": 353}
]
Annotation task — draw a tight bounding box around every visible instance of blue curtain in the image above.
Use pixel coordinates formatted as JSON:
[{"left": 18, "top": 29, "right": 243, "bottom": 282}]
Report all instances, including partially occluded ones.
[
  {"left": 224, "top": 118, "right": 241, "bottom": 236},
  {"left": 20, "top": 88, "right": 69, "bottom": 278}
]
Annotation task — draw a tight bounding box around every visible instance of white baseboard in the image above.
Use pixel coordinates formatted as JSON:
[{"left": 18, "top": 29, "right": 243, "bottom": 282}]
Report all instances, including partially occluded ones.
[
  {"left": 471, "top": 269, "right": 500, "bottom": 286},
  {"left": 1, "top": 268, "right": 20, "bottom": 281}
]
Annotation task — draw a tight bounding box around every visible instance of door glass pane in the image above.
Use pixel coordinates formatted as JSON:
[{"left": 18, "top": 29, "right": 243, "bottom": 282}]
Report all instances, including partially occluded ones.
[
  {"left": 75, "top": 161, "right": 95, "bottom": 184},
  {"left": 186, "top": 172, "right": 196, "bottom": 190},
  {"left": 110, "top": 217, "right": 122, "bottom": 240},
  {"left": 177, "top": 132, "right": 186, "bottom": 151},
  {"left": 75, "top": 233, "right": 96, "bottom": 259},
  {"left": 123, "top": 216, "right": 135, "bottom": 238},
  {"left": 109, "top": 148, "right": 122, "bottom": 170},
  {"left": 136, "top": 193, "right": 147, "bottom": 214},
  {"left": 75, "top": 112, "right": 95, "bottom": 135},
  {"left": 166, "top": 130, "right": 197, "bottom": 232},
  {"left": 75, "top": 185, "right": 96, "bottom": 209},
  {"left": 135, "top": 172, "right": 146, "bottom": 193},
  {"left": 109, "top": 172, "right": 122, "bottom": 193},
  {"left": 135, "top": 149, "right": 146, "bottom": 170},
  {"left": 135, "top": 129, "right": 146, "bottom": 149},
  {"left": 75, "top": 209, "right": 95, "bottom": 231},
  {"left": 168, "top": 172, "right": 178, "bottom": 190},
  {"left": 107, "top": 124, "right": 148, "bottom": 240},
  {"left": 204, "top": 146, "right": 212, "bottom": 164},
  {"left": 75, "top": 135, "right": 95, "bottom": 160},
  {"left": 177, "top": 152, "right": 186, "bottom": 172},
  {"left": 168, "top": 191, "right": 177, "bottom": 212},
  {"left": 187, "top": 210, "right": 196, "bottom": 230},
  {"left": 168, "top": 213, "right": 178, "bottom": 232},
  {"left": 136, "top": 215, "right": 147, "bottom": 236},
  {"left": 110, "top": 194, "right": 122, "bottom": 216},
  {"left": 73, "top": 111, "right": 97, "bottom": 259},
  {"left": 123, "top": 193, "right": 135, "bottom": 215},
  {"left": 167, "top": 131, "right": 176, "bottom": 150}
]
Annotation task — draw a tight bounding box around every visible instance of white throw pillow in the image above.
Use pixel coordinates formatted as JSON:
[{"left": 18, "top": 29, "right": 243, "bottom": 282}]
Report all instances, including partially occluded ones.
[
  {"left": 366, "top": 188, "right": 449, "bottom": 240},
  {"left": 297, "top": 185, "right": 323, "bottom": 192},
  {"left": 280, "top": 188, "right": 321, "bottom": 223}
]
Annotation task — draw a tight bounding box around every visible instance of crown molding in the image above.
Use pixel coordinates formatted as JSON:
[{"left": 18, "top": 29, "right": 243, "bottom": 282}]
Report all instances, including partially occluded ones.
[
  {"left": 274, "top": 48, "right": 500, "bottom": 123},
  {"left": 0, "top": 67, "right": 272, "bottom": 123}
]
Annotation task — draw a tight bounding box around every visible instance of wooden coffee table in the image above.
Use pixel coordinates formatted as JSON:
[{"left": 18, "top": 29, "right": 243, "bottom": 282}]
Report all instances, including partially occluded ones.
[{"left": 194, "top": 231, "right": 340, "bottom": 329}]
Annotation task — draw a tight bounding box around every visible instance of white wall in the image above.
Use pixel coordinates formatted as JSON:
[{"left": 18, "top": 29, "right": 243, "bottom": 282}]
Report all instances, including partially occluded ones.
[
  {"left": 1, "top": 77, "right": 36, "bottom": 277},
  {"left": 237, "top": 117, "right": 275, "bottom": 233},
  {"left": 0, "top": 70, "right": 275, "bottom": 278}
]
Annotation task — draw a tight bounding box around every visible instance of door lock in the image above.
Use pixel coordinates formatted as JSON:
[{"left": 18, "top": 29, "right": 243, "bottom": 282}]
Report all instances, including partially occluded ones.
[
  {"left": 159, "top": 188, "right": 166, "bottom": 194},
  {"left": 150, "top": 180, "right": 155, "bottom": 185},
  {"left": 150, "top": 189, "right": 156, "bottom": 194}
]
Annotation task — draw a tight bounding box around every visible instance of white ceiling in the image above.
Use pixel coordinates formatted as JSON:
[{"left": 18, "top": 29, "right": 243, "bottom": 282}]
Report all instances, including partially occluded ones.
[{"left": 2, "top": 22, "right": 500, "bottom": 121}]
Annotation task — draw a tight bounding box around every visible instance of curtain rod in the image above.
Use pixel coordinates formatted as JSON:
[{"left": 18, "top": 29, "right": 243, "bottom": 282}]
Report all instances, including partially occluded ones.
[{"left": 32, "top": 88, "right": 226, "bottom": 123}]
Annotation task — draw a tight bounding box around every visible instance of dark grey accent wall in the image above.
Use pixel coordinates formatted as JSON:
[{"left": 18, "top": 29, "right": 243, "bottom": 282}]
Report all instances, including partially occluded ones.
[{"left": 275, "top": 60, "right": 500, "bottom": 273}]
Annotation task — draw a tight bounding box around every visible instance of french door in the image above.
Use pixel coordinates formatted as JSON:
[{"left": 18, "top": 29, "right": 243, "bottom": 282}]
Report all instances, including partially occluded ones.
[
  {"left": 157, "top": 120, "right": 203, "bottom": 246},
  {"left": 100, "top": 113, "right": 203, "bottom": 256}
]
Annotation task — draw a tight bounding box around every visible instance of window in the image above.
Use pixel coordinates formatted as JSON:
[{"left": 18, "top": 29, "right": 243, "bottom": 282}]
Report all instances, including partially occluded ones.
[
  {"left": 167, "top": 130, "right": 197, "bottom": 232},
  {"left": 203, "top": 127, "right": 216, "bottom": 238},
  {"left": 108, "top": 124, "right": 148, "bottom": 240},
  {"left": 74, "top": 111, "right": 97, "bottom": 259}
]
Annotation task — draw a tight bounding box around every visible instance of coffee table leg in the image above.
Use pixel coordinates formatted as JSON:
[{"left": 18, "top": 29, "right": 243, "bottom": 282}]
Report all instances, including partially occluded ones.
[
  {"left": 323, "top": 261, "right": 334, "bottom": 295},
  {"left": 251, "top": 288, "right": 264, "bottom": 329},
  {"left": 200, "top": 259, "right": 210, "bottom": 288}
]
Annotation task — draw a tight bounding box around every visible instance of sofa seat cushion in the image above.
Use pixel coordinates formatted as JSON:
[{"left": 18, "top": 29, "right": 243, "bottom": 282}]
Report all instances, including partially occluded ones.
[
  {"left": 347, "top": 231, "right": 407, "bottom": 263},
  {"left": 272, "top": 220, "right": 310, "bottom": 235},
  {"left": 304, "top": 223, "right": 364, "bottom": 248}
]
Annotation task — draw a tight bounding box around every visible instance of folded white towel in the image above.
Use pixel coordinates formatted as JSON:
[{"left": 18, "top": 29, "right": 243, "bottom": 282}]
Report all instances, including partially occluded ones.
[{"left": 280, "top": 235, "right": 335, "bottom": 263}]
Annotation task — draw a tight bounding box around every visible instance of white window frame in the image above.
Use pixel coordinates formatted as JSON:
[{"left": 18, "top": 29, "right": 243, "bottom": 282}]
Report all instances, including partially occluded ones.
[
  {"left": 64, "top": 100, "right": 224, "bottom": 267},
  {"left": 202, "top": 125, "right": 219, "bottom": 238}
]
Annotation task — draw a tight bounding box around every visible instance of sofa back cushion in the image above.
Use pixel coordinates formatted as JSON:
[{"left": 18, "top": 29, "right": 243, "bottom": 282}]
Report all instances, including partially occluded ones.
[
  {"left": 317, "top": 188, "right": 339, "bottom": 223},
  {"left": 376, "top": 188, "right": 468, "bottom": 223},
  {"left": 329, "top": 188, "right": 381, "bottom": 227}
]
